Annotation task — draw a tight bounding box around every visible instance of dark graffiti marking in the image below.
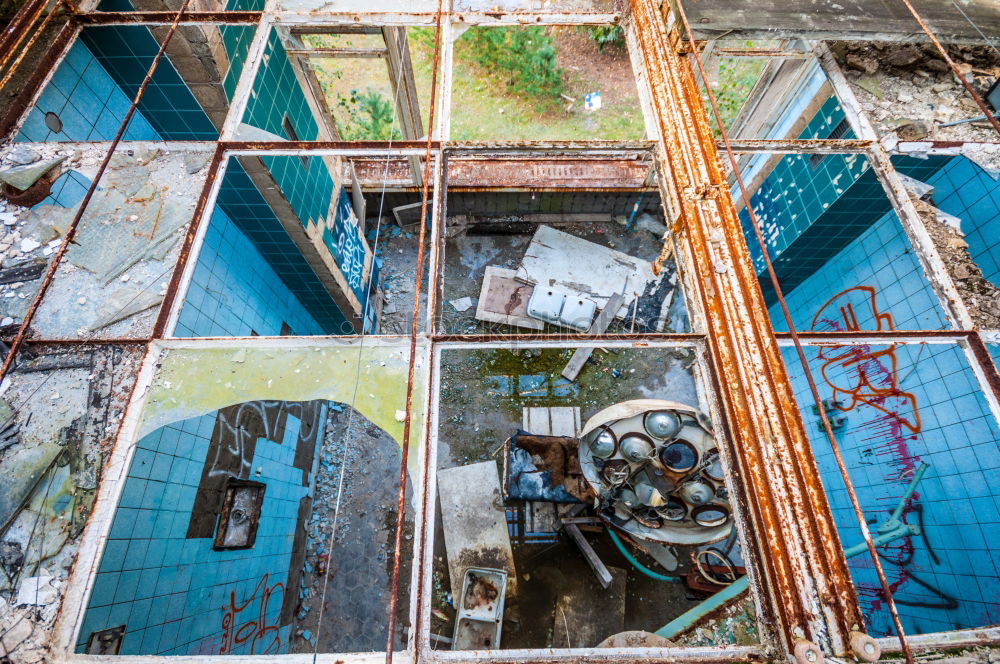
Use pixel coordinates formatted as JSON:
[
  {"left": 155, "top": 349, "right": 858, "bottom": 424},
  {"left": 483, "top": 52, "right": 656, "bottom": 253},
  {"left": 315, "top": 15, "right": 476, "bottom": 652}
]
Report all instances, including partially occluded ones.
[{"left": 219, "top": 573, "right": 285, "bottom": 655}]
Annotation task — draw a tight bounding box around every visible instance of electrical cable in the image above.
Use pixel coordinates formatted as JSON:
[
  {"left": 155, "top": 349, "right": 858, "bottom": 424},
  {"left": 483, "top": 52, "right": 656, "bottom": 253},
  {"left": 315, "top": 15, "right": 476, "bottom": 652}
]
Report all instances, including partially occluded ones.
[
  {"left": 607, "top": 528, "right": 680, "bottom": 582},
  {"left": 310, "top": 27, "right": 411, "bottom": 664}
]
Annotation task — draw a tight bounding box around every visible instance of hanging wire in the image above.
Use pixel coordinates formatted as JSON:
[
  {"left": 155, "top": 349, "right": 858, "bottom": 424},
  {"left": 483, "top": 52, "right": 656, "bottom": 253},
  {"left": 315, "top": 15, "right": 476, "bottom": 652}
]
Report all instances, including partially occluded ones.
[
  {"left": 309, "top": 26, "right": 415, "bottom": 664},
  {"left": 383, "top": 4, "right": 445, "bottom": 663},
  {"left": 672, "top": 1, "right": 915, "bottom": 661}
]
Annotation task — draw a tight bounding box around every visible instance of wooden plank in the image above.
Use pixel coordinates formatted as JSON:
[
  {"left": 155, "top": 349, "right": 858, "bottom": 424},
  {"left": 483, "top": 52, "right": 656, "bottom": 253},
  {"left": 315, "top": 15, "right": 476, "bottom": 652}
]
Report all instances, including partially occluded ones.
[
  {"left": 564, "top": 523, "right": 613, "bottom": 589},
  {"left": 438, "top": 461, "right": 518, "bottom": 602},
  {"left": 561, "top": 292, "right": 626, "bottom": 381}
]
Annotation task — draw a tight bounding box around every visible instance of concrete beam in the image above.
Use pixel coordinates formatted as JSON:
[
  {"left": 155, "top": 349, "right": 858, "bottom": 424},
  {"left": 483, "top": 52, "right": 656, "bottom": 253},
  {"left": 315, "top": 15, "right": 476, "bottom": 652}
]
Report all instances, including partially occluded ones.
[{"left": 682, "top": 0, "right": 1000, "bottom": 44}]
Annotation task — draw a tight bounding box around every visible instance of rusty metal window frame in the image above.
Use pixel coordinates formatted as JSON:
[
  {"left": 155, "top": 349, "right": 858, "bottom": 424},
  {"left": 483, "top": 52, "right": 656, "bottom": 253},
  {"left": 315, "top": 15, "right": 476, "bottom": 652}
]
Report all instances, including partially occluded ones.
[{"left": 7, "top": 1, "right": 996, "bottom": 661}]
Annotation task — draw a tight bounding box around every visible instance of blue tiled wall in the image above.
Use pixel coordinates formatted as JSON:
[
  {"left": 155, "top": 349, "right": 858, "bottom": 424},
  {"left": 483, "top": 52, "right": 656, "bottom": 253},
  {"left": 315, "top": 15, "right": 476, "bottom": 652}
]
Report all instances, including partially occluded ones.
[
  {"left": 925, "top": 157, "right": 1000, "bottom": 290},
  {"left": 737, "top": 95, "right": 952, "bottom": 304},
  {"left": 212, "top": 160, "right": 350, "bottom": 333},
  {"left": 241, "top": 30, "right": 373, "bottom": 310},
  {"left": 18, "top": 22, "right": 257, "bottom": 142},
  {"left": 175, "top": 205, "right": 325, "bottom": 337},
  {"left": 783, "top": 343, "right": 1000, "bottom": 635},
  {"left": 76, "top": 404, "right": 324, "bottom": 656},
  {"left": 770, "top": 210, "right": 947, "bottom": 332},
  {"left": 16, "top": 41, "right": 161, "bottom": 142}
]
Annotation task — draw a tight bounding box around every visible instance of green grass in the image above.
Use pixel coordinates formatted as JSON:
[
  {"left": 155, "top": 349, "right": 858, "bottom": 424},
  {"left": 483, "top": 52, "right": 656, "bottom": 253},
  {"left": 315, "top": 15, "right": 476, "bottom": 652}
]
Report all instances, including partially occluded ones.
[{"left": 410, "top": 26, "right": 645, "bottom": 141}]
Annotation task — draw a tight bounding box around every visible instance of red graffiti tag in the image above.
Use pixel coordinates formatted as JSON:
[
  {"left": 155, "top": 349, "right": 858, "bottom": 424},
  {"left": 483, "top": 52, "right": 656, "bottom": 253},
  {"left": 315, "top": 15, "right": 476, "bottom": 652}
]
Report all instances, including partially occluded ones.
[{"left": 219, "top": 573, "right": 285, "bottom": 655}]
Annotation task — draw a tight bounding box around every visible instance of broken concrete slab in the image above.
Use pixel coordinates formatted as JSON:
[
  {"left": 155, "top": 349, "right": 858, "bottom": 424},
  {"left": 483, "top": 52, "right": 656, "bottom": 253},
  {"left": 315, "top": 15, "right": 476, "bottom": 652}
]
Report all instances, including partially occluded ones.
[
  {"left": 438, "top": 461, "right": 517, "bottom": 603},
  {"left": 0, "top": 157, "right": 65, "bottom": 192},
  {"left": 519, "top": 225, "right": 656, "bottom": 318},
  {"left": 475, "top": 266, "right": 543, "bottom": 331}
]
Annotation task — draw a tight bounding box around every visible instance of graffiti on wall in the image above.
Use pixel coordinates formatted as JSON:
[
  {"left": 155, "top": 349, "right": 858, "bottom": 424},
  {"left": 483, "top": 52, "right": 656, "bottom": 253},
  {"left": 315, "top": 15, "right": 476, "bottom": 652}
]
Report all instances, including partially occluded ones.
[
  {"left": 219, "top": 573, "right": 285, "bottom": 655},
  {"left": 807, "top": 286, "right": 962, "bottom": 628}
]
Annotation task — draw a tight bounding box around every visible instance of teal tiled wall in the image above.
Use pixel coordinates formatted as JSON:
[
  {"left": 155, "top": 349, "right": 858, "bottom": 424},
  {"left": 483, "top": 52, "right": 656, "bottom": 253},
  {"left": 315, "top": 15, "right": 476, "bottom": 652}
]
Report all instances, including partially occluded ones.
[
  {"left": 18, "top": 22, "right": 256, "bottom": 142},
  {"left": 175, "top": 205, "right": 325, "bottom": 336},
  {"left": 213, "top": 160, "right": 350, "bottom": 333},
  {"left": 241, "top": 30, "right": 374, "bottom": 310},
  {"left": 782, "top": 344, "right": 1000, "bottom": 636},
  {"left": 16, "top": 41, "right": 161, "bottom": 142},
  {"left": 925, "top": 157, "right": 1000, "bottom": 290},
  {"left": 75, "top": 403, "right": 325, "bottom": 655},
  {"left": 738, "top": 96, "right": 953, "bottom": 304},
  {"left": 769, "top": 210, "right": 947, "bottom": 332}
]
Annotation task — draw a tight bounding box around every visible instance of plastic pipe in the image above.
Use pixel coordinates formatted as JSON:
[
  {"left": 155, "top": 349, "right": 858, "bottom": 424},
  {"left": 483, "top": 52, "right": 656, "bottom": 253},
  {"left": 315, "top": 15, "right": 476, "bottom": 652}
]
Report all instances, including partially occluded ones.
[{"left": 608, "top": 528, "right": 681, "bottom": 582}]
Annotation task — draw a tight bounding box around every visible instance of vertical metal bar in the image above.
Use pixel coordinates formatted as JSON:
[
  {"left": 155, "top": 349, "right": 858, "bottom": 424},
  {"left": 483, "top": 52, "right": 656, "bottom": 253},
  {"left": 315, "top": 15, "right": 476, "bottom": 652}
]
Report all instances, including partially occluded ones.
[
  {"left": 0, "top": 0, "right": 193, "bottom": 384},
  {"left": 385, "top": 0, "right": 445, "bottom": 660},
  {"left": 675, "top": 2, "right": 913, "bottom": 660},
  {"left": 219, "top": 15, "right": 273, "bottom": 140},
  {"left": 629, "top": 0, "right": 864, "bottom": 655}
]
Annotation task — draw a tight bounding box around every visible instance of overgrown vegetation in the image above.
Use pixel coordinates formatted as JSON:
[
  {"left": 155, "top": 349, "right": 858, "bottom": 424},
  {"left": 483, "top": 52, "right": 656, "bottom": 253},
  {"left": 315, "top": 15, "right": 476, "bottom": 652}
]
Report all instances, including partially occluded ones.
[
  {"left": 334, "top": 89, "right": 401, "bottom": 140},
  {"left": 461, "top": 26, "right": 564, "bottom": 102},
  {"left": 702, "top": 50, "right": 768, "bottom": 136},
  {"left": 585, "top": 25, "right": 625, "bottom": 52}
]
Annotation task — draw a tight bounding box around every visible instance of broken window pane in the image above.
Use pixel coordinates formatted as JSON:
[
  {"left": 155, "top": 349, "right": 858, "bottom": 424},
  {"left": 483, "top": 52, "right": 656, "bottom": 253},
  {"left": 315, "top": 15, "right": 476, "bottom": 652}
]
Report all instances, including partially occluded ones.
[
  {"left": 14, "top": 24, "right": 255, "bottom": 142},
  {"left": 73, "top": 341, "right": 425, "bottom": 655},
  {"left": 431, "top": 345, "right": 761, "bottom": 650},
  {"left": 173, "top": 153, "right": 412, "bottom": 337},
  {"left": 0, "top": 143, "right": 212, "bottom": 340},
  {"left": 736, "top": 150, "right": 950, "bottom": 332},
  {"left": 433, "top": 152, "right": 685, "bottom": 336}
]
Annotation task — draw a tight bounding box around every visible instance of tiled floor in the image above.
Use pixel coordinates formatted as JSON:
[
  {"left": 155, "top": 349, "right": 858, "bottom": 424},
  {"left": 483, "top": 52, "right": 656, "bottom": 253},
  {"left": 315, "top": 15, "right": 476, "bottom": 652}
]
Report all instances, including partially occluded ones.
[{"left": 782, "top": 343, "right": 1000, "bottom": 636}]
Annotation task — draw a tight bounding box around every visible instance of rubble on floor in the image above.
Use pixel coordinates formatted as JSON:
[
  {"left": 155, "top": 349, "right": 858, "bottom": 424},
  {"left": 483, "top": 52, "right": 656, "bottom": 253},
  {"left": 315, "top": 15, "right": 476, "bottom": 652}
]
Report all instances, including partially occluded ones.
[
  {"left": 0, "top": 344, "right": 144, "bottom": 664},
  {"left": 672, "top": 594, "right": 758, "bottom": 647},
  {"left": 832, "top": 41, "right": 1000, "bottom": 166},
  {"left": 288, "top": 403, "right": 412, "bottom": 653},
  {"left": 910, "top": 194, "right": 1000, "bottom": 328},
  {"left": 0, "top": 143, "right": 212, "bottom": 339}
]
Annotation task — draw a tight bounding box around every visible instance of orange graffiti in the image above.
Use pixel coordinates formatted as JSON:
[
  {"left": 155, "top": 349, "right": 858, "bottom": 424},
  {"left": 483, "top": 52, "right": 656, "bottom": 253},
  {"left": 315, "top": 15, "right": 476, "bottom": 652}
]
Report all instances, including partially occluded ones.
[
  {"left": 219, "top": 573, "right": 285, "bottom": 655},
  {"left": 810, "top": 286, "right": 921, "bottom": 434}
]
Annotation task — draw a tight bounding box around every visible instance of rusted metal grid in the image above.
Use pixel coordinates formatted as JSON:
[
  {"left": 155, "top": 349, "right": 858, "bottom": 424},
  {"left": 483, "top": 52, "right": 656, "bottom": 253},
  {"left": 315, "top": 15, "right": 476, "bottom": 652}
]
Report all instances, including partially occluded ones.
[{"left": 1, "top": 0, "right": 999, "bottom": 661}]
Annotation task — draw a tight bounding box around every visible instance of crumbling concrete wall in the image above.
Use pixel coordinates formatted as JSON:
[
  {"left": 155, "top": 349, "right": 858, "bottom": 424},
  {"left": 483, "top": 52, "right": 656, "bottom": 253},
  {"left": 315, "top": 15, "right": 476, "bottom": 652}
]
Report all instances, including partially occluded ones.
[
  {"left": 831, "top": 41, "right": 1000, "bottom": 157},
  {"left": 0, "top": 343, "right": 144, "bottom": 663}
]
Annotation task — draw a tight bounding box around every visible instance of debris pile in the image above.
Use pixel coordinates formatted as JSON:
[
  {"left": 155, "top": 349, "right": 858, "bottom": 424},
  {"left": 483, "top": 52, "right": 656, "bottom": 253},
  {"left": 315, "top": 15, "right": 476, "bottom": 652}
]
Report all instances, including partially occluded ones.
[
  {"left": 832, "top": 41, "right": 1000, "bottom": 165},
  {"left": 910, "top": 194, "right": 1000, "bottom": 328}
]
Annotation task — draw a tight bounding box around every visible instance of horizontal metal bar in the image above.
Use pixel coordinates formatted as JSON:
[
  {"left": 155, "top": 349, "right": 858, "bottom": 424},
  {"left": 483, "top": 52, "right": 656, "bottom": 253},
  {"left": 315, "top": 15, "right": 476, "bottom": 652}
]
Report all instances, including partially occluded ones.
[
  {"left": 285, "top": 47, "right": 388, "bottom": 58},
  {"left": 876, "top": 625, "right": 1000, "bottom": 652},
  {"left": 720, "top": 139, "right": 873, "bottom": 153},
  {"left": 774, "top": 330, "right": 970, "bottom": 345},
  {"left": 74, "top": 10, "right": 261, "bottom": 22},
  {"left": 432, "top": 335, "right": 704, "bottom": 350},
  {"left": 289, "top": 24, "right": 382, "bottom": 35}
]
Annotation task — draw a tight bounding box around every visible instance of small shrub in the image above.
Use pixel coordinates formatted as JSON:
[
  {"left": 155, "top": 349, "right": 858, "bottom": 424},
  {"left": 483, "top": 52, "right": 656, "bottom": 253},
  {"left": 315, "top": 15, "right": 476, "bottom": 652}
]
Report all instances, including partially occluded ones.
[
  {"left": 462, "top": 26, "right": 564, "bottom": 101},
  {"left": 336, "top": 89, "right": 401, "bottom": 141},
  {"left": 586, "top": 25, "right": 624, "bottom": 52}
]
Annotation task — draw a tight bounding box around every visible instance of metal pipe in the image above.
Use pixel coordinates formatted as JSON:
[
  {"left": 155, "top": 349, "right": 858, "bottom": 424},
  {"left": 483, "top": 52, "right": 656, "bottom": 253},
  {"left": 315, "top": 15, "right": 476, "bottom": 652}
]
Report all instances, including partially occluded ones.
[
  {"left": 0, "top": 0, "right": 52, "bottom": 70},
  {"left": 0, "top": 0, "right": 192, "bottom": 385},
  {"left": 384, "top": 0, "right": 444, "bottom": 660},
  {"left": 674, "top": 1, "right": 914, "bottom": 659}
]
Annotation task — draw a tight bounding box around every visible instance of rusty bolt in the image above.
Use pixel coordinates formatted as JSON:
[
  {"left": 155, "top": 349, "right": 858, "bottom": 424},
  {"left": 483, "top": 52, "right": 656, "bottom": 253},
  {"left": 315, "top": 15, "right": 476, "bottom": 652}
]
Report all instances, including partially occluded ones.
[
  {"left": 793, "top": 640, "right": 824, "bottom": 664},
  {"left": 849, "top": 631, "right": 881, "bottom": 663}
]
